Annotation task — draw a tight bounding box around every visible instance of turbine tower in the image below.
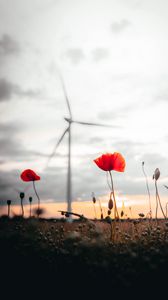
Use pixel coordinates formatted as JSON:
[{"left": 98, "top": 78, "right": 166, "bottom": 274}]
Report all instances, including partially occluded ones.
[{"left": 46, "top": 74, "right": 118, "bottom": 214}]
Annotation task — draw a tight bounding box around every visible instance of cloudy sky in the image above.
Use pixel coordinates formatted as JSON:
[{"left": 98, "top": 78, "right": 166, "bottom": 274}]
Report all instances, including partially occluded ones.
[{"left": 0, "top": 0, "right": 168, "bottom": 217}]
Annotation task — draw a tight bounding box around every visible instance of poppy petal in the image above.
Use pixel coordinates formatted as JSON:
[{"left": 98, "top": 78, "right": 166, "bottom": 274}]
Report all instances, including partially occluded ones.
[
  {"left": 94, "top": 155, "right": 110, "bottom": 171},
  {"left": 20, "top": 169, "right": 40, "bottom": 182},
  {"left": 112, "top": 152, "right": 126, "bottom": 172},
  {"left": 94, "top": 152, "right": 125, "bottom": 172}
]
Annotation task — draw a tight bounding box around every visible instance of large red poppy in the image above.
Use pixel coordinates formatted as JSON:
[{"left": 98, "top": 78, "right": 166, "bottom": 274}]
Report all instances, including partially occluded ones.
[
  {"left": 20, "top": 169, "right": 40, "bottom": 182},
  {"left": 94, "top": 152, "right": 125, "bottom": 172}
]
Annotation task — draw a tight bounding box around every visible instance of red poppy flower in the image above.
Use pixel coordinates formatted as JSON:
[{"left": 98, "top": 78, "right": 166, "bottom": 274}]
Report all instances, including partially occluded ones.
[
  {"left": 20, "top": 169, "right": 40, "bottom": 182},
  {"left": 94, "top": 152, "right": 125, "bottom": 172}
]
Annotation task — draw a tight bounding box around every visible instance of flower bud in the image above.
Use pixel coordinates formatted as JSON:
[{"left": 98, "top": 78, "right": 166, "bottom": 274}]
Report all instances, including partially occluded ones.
[
  {"left": 139, "top": 213, "right": 145, "bottom": 218},
  {"left": 92, "top": 197, "right": 96, "bottom": 204},
  {"left": 108, "top": 198, "right": 113, "bottom": 210},
  {"left": 92, "top": 192, "right": 96, "bottom": 203},
  {"left": 153, "top": 168, "right": 160, "bottom": 181},
  {"left": 121, "top": 210, "right": 124, "bottom": 217},
  {"left": 20, "top": 192, "right": 25, "bottom": 199},
  {"left": 7, "top": 200, "right": 11, "bottom": 206}
]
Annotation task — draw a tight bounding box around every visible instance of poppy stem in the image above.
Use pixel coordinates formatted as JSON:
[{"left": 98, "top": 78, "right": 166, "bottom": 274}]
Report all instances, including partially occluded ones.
[
  {"left": 21, "top": 199, "right": 24, "bottom": 217},
  {"left": 33, "top": 181, "right": 40, "bottom": 217},
  {"left": 109, "top": 171, "right": 119, "bottom": 219},
  {"left": 106, "top": 172, "right": 112, "bottom": 190},
  {"left": 30, "top": 202, "right": 31, "bottom": 218},
  {"left": 7, "top": 204, "right": 10, "bottom": 218},
  {"left": 142, "top": 163, "right": 152, "bottom": 219}
]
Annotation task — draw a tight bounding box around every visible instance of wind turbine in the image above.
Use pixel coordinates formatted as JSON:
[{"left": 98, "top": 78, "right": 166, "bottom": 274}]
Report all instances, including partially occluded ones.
[{"left": 46, "top": 74, "right": 118, "bottom": 214}]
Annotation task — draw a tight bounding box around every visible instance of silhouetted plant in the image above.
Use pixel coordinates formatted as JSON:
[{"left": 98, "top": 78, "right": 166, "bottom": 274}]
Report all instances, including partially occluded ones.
[
  {"left": 32, "top": 207, "right": 45, "bottom": 218},
  {"left": 20, "top": 192, "right": 25, "bottom": 217},
  {"left": 29, "top": 197, "right": 32, "bottom": 217},
  {"left": 7, "top": 200, "right": 11, "bottom": 218}
]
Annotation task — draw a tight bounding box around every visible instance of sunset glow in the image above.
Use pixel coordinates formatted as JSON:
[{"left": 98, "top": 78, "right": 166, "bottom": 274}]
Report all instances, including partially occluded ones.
[{"left": 1, "top": 194, "right": 168, "bottom": 219}]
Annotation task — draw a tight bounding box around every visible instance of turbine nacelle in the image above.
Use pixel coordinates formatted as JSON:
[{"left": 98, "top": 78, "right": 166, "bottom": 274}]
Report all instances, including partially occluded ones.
[{"left": 64, "top": 117, "right": 72, "bottom": 124}]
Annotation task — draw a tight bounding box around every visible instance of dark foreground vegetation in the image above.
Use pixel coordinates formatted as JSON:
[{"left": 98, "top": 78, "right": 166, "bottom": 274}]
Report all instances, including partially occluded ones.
[{"left": 0, "top": 216, "right": 168, "bottom": 296}]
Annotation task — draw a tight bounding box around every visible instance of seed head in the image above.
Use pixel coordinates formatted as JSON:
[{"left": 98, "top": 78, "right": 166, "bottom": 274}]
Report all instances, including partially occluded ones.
[
  {"left": 92, "top": 192, "right": 96, "bottom": 204},
  {"left": 153, "top": 168, "right": 160, "bottom": 181}
]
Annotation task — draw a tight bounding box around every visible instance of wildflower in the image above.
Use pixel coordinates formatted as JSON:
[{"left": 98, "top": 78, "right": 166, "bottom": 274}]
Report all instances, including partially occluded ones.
[
  {"left": 20, "top": 169, "right": 41, "bottom": 217},
  {"left": 94, "top": 152, "right": 125, "bottom": 220}
]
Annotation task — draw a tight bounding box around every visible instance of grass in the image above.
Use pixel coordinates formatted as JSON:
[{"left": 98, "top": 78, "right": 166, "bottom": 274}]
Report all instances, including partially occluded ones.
[{"left": 1, "top": 216, "right": 168, "bottom": 295}]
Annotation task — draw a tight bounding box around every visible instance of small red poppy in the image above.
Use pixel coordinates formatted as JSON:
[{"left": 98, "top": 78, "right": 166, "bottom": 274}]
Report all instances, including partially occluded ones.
[
  {"left": 94, "top": 152, "right": 125, "bottom": 172},
  {"left": 20, "top": 169, "right": 40, "bottom": 182}
]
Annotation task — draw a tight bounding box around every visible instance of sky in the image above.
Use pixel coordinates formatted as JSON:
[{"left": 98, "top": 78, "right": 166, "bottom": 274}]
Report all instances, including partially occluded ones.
[{"left": 0, "top": 0, "right": 168, "bottom": 218}]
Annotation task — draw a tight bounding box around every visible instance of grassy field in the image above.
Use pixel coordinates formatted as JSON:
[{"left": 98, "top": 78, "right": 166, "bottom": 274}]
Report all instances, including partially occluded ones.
[{"left": 0, "top": 216, "right": 168, "bottom": 295}]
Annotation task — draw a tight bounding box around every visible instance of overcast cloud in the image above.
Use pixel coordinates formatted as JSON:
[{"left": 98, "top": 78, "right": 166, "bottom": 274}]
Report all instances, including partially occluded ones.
[{"left": 0, "top": 34, "right": 20, "bottom": 56}]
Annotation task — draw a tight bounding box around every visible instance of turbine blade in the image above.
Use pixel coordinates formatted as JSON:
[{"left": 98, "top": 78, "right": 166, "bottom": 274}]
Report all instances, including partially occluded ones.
[
  {"left": 45, "top": 127, "right": 69, "bottom": 168},
  {"left": 72, "top": 120, "right": 118, "bottom": 127},
  {"left": 58, "top": 73, "right": 72, "bottom": 118}
]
